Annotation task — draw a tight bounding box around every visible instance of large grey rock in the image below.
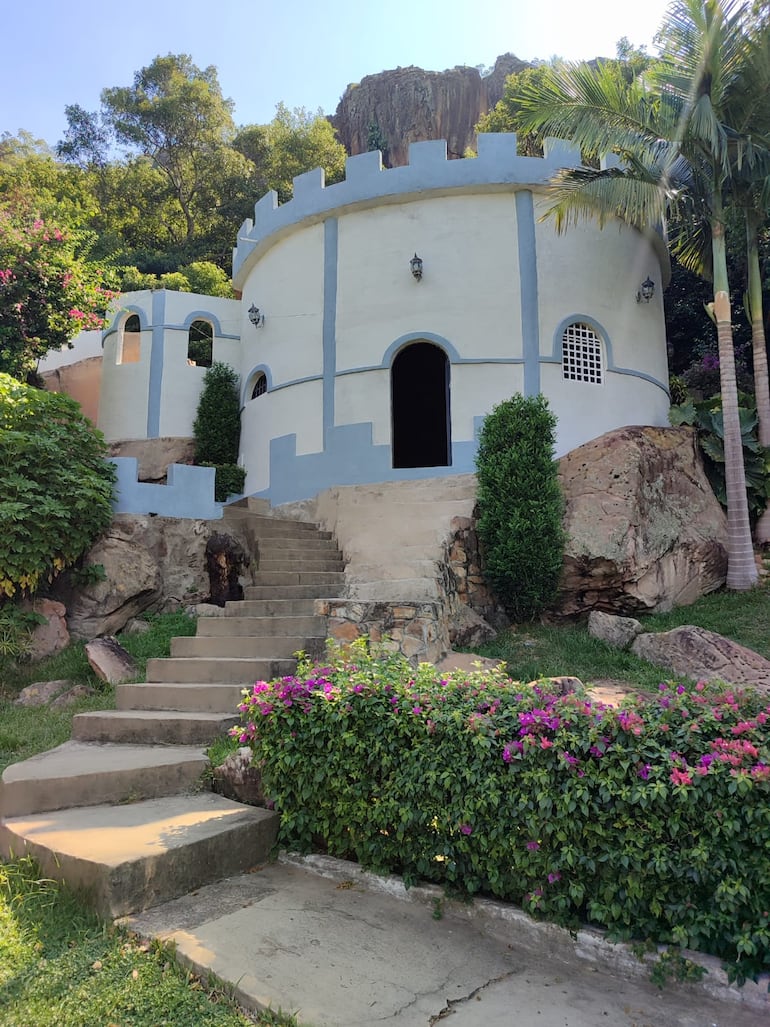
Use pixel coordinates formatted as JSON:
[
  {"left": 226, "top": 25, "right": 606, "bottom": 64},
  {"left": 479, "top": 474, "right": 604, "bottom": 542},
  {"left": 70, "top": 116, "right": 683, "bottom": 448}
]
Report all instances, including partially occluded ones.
[
  {"left": 631, "top": 626, "right": 770, "bottom": 690},
  {"left": 66, "top": 531, "right": 162, "bottom": 638},
  {"left": 588, "top": 611, "right": 643, "bottom": 650},
  {"left": 85, "top": 636, "right": 137, "bottom": 685},
  {"left": 448, "top": 603, "right": 496, "bottom": 648},
  {"left": 212, "top": 747, "right": 268, "bottom": 807},
  {"left": 556, "top": 426, "right": 728, "bottom": 617}
]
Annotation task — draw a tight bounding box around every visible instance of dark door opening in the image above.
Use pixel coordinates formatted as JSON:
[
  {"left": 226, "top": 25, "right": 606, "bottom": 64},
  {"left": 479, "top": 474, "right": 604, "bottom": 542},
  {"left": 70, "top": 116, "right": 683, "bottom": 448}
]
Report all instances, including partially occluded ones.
[{"left": 391, "top": 341, "right": 451, "bottom": 468}]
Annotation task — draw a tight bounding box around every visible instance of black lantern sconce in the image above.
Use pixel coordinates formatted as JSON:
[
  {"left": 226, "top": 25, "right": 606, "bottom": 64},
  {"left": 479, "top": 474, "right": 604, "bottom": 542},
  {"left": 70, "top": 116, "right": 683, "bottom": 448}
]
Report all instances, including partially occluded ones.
[
  {"left": 410, "top": 253, "right": 423, "bottom": 281},
  {"left": 636, "top": 276, "right": 655, "bottom": 303},
  {"left": 248, "top": 304, "right": 265, "bottom": 327}
]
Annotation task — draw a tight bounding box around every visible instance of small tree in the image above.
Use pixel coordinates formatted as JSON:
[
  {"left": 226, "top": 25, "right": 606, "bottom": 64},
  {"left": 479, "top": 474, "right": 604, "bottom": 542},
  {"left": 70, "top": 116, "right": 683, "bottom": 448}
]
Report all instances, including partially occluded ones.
[
  {"left": 475, "top": 394, "right": 566, "bottom": 620},
  {"left": 193, "top": 362, "right": 245, "bottom": 501},
  {"left": 0, "top": 373, "right": 115, "bottom": 599}
]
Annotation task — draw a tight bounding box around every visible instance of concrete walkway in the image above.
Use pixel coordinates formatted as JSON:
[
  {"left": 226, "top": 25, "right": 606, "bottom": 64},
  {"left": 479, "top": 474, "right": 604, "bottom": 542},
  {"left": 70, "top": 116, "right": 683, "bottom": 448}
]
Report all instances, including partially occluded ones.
[{"left": 124, "top": 855, "right": 769, "bottom": 1027}]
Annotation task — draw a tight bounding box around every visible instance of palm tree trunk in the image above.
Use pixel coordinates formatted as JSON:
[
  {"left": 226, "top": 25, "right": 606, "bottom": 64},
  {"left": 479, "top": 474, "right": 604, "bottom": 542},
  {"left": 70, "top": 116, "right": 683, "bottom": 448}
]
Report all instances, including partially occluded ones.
[
  {"left": 746, "top": 209, "right": 770, "bottom": 544},
  {"left": 713, "top": 214, "right": 758, "bottom": 589}
]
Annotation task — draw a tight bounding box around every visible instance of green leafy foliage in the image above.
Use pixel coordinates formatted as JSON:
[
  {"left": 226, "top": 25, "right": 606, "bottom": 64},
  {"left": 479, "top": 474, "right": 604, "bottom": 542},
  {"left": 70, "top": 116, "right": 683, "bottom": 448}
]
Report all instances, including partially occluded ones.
[
  {"left": 193, "top": 362, "right": 241, "bottom": 466},
  {"left": 234, "top": 637, "right": 770, "bottom": 984},
  {"left": 0, "top": 374, "right": 115, "bottom": 598},
  {"left": 0, "top": 205, "right": 115, "bottom": 379},
  {"left": 669, "top": 394, "right": 770, "bottom": 519},
  {"left": 475, "top": 394, "right": 565, "bottom": 620},
  {"left": 210, "top": 463, "right": 246, "bottom": 502},
  {"left": 0, "top": 857, "right": 294, "bottom": 1026}
]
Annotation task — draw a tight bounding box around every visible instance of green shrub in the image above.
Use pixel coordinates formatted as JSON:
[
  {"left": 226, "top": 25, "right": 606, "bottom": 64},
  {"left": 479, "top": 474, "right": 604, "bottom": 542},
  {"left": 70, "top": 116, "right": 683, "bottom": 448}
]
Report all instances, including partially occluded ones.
[
  {"left": 212, "top": 463, "right": 246, "bottom": 502},
  {"left": 193, "top": 362, "right": 241, "bottom": 466},
  {"left": 669, "top": 394, "right": 770, "bottom": 521},
  {"left": 234, "top": 638, "right": 770, "bottom": 984},
  {"left": 0, "top": 374, "right": 116, "bottom": 598},
  {"left": 475, "top": 394, "right": 565, "bottom": 619}
]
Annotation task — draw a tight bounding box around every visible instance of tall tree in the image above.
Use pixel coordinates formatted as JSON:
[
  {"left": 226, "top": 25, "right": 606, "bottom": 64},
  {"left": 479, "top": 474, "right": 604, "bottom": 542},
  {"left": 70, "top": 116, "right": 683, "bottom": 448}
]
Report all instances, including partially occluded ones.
[{"left": 517, "top": 0, "right": 770, "bottom": 589}]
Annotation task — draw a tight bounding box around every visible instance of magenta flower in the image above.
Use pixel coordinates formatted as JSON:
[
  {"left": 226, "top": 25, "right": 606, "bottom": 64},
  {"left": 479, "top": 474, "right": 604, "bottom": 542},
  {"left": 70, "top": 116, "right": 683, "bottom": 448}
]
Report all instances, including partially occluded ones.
[
  {"left": 526, "top": 840, "right": 540, "bottom": 851},
  {"left": 547, "top": 871, "right": 562, "bottom": 884},
  {"left": 460, "top": 824, "right": 472, "bottom": 836}
]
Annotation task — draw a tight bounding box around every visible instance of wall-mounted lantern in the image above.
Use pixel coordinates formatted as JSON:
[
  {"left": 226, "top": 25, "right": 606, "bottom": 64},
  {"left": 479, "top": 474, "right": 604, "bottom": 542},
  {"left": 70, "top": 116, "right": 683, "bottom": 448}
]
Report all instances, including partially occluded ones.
[
  {"left": 248, "top": 304, "right": 265, "bottom": 327},
  {"left": 410, "top": 253, "right": 423, "bottom": 281},
  {"left": 636, "top": 277, "right": 655, "bottom": 303}
]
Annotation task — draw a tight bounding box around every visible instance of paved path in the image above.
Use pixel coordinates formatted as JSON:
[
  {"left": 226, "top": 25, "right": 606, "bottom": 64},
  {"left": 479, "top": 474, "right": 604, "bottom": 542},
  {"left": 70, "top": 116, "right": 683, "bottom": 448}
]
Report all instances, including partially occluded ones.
[{"left": 125, "top": 857, "right": 769, "bottom": 1027}]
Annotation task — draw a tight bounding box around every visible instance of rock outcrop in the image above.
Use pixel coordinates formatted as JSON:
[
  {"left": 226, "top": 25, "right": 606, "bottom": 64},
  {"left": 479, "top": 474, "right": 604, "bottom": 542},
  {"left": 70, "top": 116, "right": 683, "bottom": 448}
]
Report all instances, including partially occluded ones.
[
  {"left": 331, "top": 54, "right": 528, "bottom": 166},
  {"left": 556, "top": 426, "right": 728, "bottom": 617},
  {"left": 85, "top": 636, "right": 138, "bottom": 685},
  {"left": 631, "top": 626, "right": 770, "bottom": 691},
  {"left": 25, "top": 598, "right": 70, "bottom": 661}
]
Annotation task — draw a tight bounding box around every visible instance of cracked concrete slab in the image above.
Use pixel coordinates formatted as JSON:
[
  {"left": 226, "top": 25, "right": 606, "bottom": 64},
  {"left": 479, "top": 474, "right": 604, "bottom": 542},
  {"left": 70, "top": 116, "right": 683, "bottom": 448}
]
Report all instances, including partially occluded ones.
[{"left": 125, "top": 859, "right": 768, "bottom": 1027}]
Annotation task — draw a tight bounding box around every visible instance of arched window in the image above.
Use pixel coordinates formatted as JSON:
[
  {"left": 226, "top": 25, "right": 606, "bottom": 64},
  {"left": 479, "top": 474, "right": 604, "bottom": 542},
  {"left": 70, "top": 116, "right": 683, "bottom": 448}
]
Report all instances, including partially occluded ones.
[
  {"left": 188, "top": 319, "right": 213, "bottom": 367},
  {"left": 117, "top": 314, "right": 141, "bottom": 365},
  {"left": 251, "top": 373, "right": 267, "bottom": 399},
  {"left": 391, "top": 341, "right": 451, "bottom": 468},
  {"left": 561, "top": 322, "right": 603, "bottom": 384}
]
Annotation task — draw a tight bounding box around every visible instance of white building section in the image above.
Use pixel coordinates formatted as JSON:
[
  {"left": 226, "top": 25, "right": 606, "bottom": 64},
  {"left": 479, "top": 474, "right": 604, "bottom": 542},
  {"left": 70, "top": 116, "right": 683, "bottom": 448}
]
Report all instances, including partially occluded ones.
[{"left": 88, "top": 134, "right": 670, "bottom": 513}]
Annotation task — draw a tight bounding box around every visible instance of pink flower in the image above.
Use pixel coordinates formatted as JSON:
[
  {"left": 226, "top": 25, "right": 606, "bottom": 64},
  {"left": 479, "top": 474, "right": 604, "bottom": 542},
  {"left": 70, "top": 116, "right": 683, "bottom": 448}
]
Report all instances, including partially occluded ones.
[
  {"left": 548, "top": 871, "right": 561, "bottom": 884},
  {"left": 670, "top": 768, "right": 692, "bottom": 786},
  {"left": 460, "top": 824, "right": 472, "bottom": 836},
  {"left": 526, "top": 840, "right": 540, "bottom": 851}
]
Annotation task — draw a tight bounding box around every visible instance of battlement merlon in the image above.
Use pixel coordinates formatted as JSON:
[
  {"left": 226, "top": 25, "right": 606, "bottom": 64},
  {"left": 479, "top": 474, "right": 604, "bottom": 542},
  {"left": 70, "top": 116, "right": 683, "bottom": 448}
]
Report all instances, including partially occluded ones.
[{"left": 232, "top": 134, "right": 586, "bottom": 286}]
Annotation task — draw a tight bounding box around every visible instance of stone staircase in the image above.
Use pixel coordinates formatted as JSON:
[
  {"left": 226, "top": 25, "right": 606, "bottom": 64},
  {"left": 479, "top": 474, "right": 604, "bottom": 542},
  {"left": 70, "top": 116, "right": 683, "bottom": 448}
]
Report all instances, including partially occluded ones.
[{"left": 0, "top": 505, "right": 345, "bottom": 917}]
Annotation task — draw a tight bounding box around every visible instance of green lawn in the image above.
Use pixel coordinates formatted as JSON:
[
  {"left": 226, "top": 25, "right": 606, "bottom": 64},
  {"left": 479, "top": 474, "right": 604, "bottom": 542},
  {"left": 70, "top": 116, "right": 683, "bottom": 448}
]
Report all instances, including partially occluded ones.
[
  {"left": 0, "top": 858, "right": 299, "bottom": 1027},
  {"left": 476, "top": 578, "right": 770, "bottom": 688}
]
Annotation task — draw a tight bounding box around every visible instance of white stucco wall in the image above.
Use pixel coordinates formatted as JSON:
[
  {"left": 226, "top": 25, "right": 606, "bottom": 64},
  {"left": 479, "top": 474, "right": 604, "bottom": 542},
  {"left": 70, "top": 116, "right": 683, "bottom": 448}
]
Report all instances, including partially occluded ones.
[
  {"left": 335, "top": 194, "right": 520, "bottom": 372},
  {"left": 240, "top": 378, "right": 323, "bottom": 494},
  {"left": 99, "top": 326, "right": 151, "bottom": 441}
]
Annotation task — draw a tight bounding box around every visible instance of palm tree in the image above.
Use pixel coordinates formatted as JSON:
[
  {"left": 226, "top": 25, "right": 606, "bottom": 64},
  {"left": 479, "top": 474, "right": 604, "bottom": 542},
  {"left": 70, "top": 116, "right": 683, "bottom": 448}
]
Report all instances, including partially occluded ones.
[{"left": 517, "top": 0, "right": 770, "bottom": 589}]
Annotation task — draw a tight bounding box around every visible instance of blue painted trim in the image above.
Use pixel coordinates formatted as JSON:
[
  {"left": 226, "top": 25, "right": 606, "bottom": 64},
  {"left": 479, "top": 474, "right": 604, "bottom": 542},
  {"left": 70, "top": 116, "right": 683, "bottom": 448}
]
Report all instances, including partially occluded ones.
[
  {"left": 241, "top": 364, "right": 274, "bottom": 405},
  {"left": 381, "top": 332, "right": 462, "bottom": 367},
  {"left": 233, "top": 135, "right": 591, "bottom": 283},
  {"left": 146, "top": 292, "right": 165, "bottom": 439},
  {"left": 516, "top": 191, "right": 541, "bottom": 396},
  {"left": 102, "top": 304, "right": 150, "bottom": 343},
  {"left": 110, "top": 458, "right": 223, "bottom": 519},
  {"left": 335, "top": 357, "right": 524, "bottom": 377},
  {"left": 252, "top": 423, "right": 482, "bottom": 505},
  {"left": 547, "top": 313, "right": 670, "bottom": 396},
  {"left": 322, "top": 218, "right": 338, "bottom": 444}
]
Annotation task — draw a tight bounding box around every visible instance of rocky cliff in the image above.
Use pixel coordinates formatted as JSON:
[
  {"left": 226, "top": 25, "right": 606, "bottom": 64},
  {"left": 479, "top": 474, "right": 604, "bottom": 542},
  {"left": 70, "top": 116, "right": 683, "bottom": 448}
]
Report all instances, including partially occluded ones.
[{"left": 331, "top": 53, "right": 528, "bottom": 167}]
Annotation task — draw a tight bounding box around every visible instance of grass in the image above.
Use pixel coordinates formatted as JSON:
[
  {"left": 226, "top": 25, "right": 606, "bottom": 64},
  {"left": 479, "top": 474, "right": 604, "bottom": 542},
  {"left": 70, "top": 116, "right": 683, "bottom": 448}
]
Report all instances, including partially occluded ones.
[
  {"left": 0, "top": 611, "right": 198, "bottom": 775},
  {"left": 476, "top": 578, "right": 770, "bottom": 688},
  {"left": 0, "top": 857, "right": 301, "bottom": 1027}
]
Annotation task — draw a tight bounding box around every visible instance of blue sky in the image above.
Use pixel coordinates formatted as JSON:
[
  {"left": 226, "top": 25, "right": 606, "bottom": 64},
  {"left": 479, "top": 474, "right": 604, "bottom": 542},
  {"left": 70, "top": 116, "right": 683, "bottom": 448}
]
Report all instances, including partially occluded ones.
[{"left": 4, "top": 0, "right": 671, "bottom": 147}]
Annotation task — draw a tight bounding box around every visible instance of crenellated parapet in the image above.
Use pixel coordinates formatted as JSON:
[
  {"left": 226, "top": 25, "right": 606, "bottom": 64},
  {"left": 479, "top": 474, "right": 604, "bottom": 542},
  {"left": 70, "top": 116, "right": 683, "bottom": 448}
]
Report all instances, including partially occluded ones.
[{"left": 232, "top": 134, "right": 595, "bottom": 284}]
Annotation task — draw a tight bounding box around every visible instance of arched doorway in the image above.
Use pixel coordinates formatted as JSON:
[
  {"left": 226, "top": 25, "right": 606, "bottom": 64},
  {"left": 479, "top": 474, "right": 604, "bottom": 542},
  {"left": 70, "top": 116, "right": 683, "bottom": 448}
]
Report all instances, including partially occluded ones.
[{"left": 391, "top": 341, "right": 451, "bottom": 468}]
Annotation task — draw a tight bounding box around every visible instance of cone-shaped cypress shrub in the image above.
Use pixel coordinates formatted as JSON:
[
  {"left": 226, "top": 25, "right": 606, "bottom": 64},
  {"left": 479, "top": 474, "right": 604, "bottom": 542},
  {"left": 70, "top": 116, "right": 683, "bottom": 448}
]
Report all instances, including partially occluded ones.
[
  {"left": 193, "top": 362, "right": 241, "bottom": 467},
  {"left": 475, "top": 394, "right": 565, "bottom": 620}
]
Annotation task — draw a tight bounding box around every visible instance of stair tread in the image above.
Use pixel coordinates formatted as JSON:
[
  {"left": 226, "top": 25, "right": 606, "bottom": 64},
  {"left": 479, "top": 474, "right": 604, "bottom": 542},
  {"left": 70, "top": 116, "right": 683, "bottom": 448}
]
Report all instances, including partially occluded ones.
[
  {"left": 2, "top": 793, "right": 274, "bottom": 865},
  {"left": 75, "top": 710, "right": 236, "bottom": 722},
  {"left": 2, "top": 741, "right": 207, "bottom": 784}
]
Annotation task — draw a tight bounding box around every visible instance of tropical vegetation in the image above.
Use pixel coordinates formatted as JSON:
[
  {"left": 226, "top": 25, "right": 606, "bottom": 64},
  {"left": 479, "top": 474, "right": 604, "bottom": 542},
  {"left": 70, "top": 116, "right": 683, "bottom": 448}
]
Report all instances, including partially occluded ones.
[{"left": 482, "top": 0, "right": 770, "bottom": 589}]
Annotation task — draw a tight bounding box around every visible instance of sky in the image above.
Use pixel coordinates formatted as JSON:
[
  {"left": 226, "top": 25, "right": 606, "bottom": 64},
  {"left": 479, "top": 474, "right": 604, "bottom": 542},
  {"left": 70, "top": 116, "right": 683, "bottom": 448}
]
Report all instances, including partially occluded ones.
[{"left": 3, "top": 0, "right": 672, "bottom": 148}]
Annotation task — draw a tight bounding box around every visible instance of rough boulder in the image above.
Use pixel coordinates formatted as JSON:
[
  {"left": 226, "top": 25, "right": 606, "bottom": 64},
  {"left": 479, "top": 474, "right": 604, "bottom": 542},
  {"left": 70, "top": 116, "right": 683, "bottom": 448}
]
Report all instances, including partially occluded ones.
[{"left": 556, "top": 426, "right": 727, "bottom": 617}]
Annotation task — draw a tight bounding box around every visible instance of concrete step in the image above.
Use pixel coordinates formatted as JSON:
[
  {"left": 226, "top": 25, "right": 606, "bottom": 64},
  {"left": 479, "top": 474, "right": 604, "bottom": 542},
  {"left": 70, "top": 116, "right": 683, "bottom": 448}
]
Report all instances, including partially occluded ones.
[
  {"left": 224, "top": 513, "right": 331, "bottom": 539},
  {"left": 0, "top": 793, "right": 279, "bottom": 918},
  {"left": 250, "top": 571, "right": 345, "bottom": 587},
  {"left": 263, "top": 537, "right": 342, "bottom": 552},
  {"left": 197, "top": 615, "right": 326, "bottom": 637},
  {"left": 72, "top": 710, "right": 238, "bottom": 746},
  {"left": 117, "top": 682, "right": 246, "bottom": 713},
  {"left": 170, "top": 635, "right": 317, "bottom": 660},
  {"left": 223, "top": 598, "right": 319, "bottom": 616},
  {"left": 245, "top": 584, "right": 344, "bottom": 600},
  {"left": 258, "top": 555, "right": 344, "bottom": 571},
  {"left": 0, "top": 741, "right": 208, "bottom": 817},
  {"left": 226, "top": 497, "right": 272, "bottom": 515},
  {"left": 146, "top": 657, "right": 296, "bottom": 684}
]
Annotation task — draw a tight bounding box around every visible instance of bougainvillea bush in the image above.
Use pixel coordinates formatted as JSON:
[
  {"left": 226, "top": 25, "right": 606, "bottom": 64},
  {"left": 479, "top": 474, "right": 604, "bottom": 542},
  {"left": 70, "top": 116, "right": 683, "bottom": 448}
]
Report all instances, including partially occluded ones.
[{"left": 233, "top": 639, "right": 770, "bottom": 983}]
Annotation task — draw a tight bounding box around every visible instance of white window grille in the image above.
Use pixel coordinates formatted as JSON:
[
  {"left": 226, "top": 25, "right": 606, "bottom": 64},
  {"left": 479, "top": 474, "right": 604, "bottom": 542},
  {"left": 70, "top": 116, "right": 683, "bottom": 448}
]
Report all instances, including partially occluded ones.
[{"left": 562, "top": 322, "right": 603, "bottom": 384}]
